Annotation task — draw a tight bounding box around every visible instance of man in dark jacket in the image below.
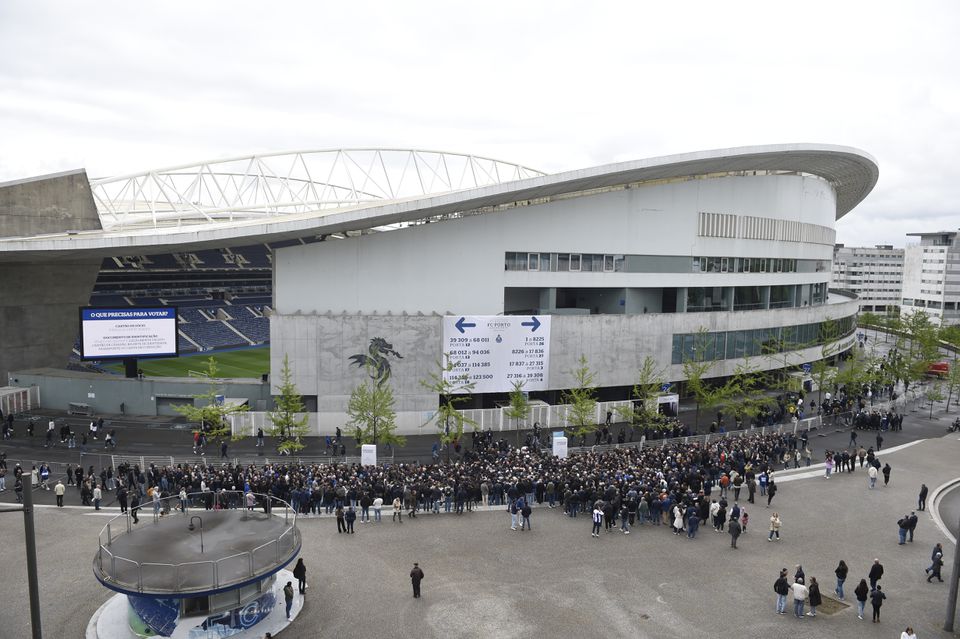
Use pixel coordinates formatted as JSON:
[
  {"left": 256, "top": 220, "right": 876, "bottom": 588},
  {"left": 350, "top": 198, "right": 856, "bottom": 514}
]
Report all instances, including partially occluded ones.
[
  {"left": 907, "top": 511, "right": 918, "bottom": 542},
  {"left": 927, "top": 553, "right": 944, "bottom": 583},
  {"left": 869, "top": 558, "right": 884, "bottom": 590},
  {"left": 774, "top": 569, "right": 790, "bottom": 614},
  {"left": 918, "top": 483, "right": 929, "bottom": 510},
  {"left": 410, "top": 562, "right": 424, "bottom": 598},
  {"left": 898, "top": 515, "right": 910, "bottom": 544},
  {"left": 728, "top": 518, "right": 742, "bottom": 549}
]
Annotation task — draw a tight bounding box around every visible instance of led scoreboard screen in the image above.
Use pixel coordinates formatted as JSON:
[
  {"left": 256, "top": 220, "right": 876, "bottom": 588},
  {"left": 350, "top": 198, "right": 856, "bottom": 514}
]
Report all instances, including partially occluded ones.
[{"left": 80, "top": 307, "right": 179, "bottom": 360}]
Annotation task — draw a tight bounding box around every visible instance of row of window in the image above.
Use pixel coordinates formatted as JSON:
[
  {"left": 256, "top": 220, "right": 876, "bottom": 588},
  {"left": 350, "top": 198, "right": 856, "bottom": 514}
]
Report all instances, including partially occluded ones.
[
  {"left": 505, "top": 252, "right": 827, "bottom": 275},
  {"left": 670, "top": 316, "right": 856, "bottom": 364},
  {"left": 694, "top": 256, "right": 809, "bottom": 273},
  {"left": 504, "top": 252, "right": 626, "bottom": 272}
]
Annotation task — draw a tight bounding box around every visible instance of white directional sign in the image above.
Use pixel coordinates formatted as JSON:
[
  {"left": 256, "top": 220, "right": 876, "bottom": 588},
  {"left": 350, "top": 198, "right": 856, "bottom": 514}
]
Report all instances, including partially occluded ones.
[{"left": 442, "top": 315, "right": 551, "bottom": 394}]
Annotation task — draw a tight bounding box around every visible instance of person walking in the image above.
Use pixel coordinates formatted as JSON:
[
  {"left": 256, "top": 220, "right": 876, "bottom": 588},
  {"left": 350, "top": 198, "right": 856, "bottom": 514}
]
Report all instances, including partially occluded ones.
[
  {"left": 918, "top": 483, "right": 929, "bottom": 511},
  {"left": 766, "top": 479, "right": 777, "bottom": 508},
  {"left": 728, "top": 517, "right": 742, "bottom": 549},
  {"left": 768, "top": 512, "right": 782, "bottom": 541},
  {"left": 868, "top": 464, "right": 878, "bottom": 489},
  {"left": 927, "top": 543, "right": 945, "bottom": 575},
  {"left": 373, "top": 495, "right": 383, "bottom": 522},
  {"left": 854, "top": 578, "right": 869, "bottom": 619},
  {"left": 130, "top": 491, "right": 141, "bottom": 524},
  {"left": 870, "top": 584, "right": 886, "bottom": 622},
  {"left": 54, "top": 479, "right": 65, "bottom": 507},
  {"left": 336, "top": 505, "right": 346, "bottom": 533},
  {"left": 791, "top": 577, "right": 808, "bottom": 618},
  {"left": 283, "top": 581, "right": 294, "bottom": 620},
  {"left": 869, "top": 558, "right": 884, "bottom": 591},
  {"left": 807, "top": 577, "right": 821, "bottom": 617},
  {"left": 834, "top": 560, "right": 848, "bottom": 600},
  {"left": 292, "top": 558, "right": 307, "bottom": 594},
  {"left": 410, "top": 562, "right": 424, "bottom": 598},
  {"left": 882, "top": 462, "right": 892, "bottom": 486},
  {"left": 774, "top": 569, "right": 790, "bottom": 615},
  {"left": 927, "top": 552, "right": 944, "bottom": 583},
  {"left": 93, "top": 483, "right": 102, "bottom": 510}
]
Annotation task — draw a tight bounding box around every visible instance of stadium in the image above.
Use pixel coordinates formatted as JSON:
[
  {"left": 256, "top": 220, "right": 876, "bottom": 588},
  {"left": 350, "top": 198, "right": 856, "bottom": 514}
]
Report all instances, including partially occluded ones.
[{"left": 0, "top": 144, "right": 878, "bottom": 433}]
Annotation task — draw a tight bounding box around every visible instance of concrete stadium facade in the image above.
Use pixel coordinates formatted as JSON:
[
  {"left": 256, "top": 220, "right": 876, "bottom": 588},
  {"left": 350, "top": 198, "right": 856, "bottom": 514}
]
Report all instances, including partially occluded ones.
[{"left": 0, "top": 145, "right": 877, "bottom": 430}]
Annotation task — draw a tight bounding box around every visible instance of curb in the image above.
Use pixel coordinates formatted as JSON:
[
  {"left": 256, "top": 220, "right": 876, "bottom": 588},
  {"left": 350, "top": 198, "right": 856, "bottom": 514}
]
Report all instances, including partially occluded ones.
[{"left": 930, "top": 475, "right": 960, "bottom": 546}]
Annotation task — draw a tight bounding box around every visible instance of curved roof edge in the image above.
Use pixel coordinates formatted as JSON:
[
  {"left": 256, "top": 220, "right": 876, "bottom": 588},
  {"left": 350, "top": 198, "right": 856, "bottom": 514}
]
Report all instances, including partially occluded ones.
[{"left": 0, "top": 144, "right": 878, "bottom": 261}]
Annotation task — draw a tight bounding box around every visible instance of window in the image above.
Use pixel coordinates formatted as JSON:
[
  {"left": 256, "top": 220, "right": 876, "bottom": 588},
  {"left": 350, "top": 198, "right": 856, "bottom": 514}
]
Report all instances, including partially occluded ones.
[
  {"left": 603, "top": 255, "right": 615, "bottom": 272},
  {"left": 527, "top": 253, "right": 539, "bottom": 271},
  {"left": 558, "top": 253, "right": 569, "bottom": 271},
  {"left": 569, "top": 254, "right": 581, "bottom": 271},
  {"left": 720, "top": 257, "right": 729, "bottom": 273}
]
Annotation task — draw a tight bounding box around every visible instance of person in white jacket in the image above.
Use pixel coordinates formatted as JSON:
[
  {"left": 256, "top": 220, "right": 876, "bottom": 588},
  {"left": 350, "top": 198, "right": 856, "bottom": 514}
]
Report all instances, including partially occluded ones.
[
  {"left": 792, "top": 577, "right": 809, "bottom": 618},
  {"left": 868, "top": 464, "right": 878, "bottom": 489}
]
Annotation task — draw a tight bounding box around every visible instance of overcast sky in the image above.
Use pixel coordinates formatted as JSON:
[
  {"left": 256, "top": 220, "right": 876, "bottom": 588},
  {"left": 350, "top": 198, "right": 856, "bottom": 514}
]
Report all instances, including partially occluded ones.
[{"left": 1, "top": 1, "right": 958, "bottom": 247}]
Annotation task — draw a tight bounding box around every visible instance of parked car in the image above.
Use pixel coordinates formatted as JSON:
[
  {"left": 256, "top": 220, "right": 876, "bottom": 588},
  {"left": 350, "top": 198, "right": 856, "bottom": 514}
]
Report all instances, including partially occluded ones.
[{"left": 927, "top": 361, "right": 950, "bottom": 378}]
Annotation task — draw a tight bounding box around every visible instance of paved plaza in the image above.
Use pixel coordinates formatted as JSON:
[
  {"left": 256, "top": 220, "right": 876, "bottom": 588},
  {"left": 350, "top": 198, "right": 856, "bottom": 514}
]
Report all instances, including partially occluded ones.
[{"left": 1, "top": 432, "right": 959, "bottom": 639}]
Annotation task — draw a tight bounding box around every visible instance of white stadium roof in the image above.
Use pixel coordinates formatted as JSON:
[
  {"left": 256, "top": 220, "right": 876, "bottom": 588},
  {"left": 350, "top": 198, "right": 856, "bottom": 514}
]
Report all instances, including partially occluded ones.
[{"left": 0, "top": 143, "right": 878, "bottom": 261}]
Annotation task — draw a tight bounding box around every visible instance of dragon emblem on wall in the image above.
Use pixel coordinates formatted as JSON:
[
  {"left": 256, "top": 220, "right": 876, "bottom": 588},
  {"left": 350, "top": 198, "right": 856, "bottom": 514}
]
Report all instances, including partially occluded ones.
[{"left": 349, "top": 337, "right": 403, "bottom": 387}]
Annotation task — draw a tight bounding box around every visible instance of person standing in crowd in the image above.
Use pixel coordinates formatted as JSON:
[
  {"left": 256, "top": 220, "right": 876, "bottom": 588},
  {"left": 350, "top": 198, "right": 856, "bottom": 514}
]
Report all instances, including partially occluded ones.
[
  {"left": 791, "top": 577, "right": 808, "bottom": 619},
  {"left": 54, "top": 479, "right": 65, "bottom": 507},
  {"left": 768, "top": 512, "right": 782, "bottom": 541},
  {"left": 898, "top": 514, "right": 911, "bottom": 545},
  {"left": 806, "top": 577, "right": 821, "bottom": 617},
  {"left": 345, "top": 506, "right": 356, "bottom": 533},
  {"left": 918, "top": 483, "right": 928, "bottom": 511},
  {"left": 854, "top": 578, "right": 869, "bottom": 619},
  {"left": 410, "top": 562, "right": 424, "bottom": 598},
  {"left": 373, "top": 495, "right": 383, "bottom": 522},
  {"left": 591, "top": 505, "right": 603, "bottom": 538},
  {"left": 93, "top": 483, "right": 102, "bottom": 510},
  {"left": 870, "top": 584, "right": 886, "bottom": 622},
  {"left": 520, "top": 500, "right": 532, "bottom": 531},
  {"left": 834, "top": 560, "right": 848, "bottom": 600},
  {"left": 869, "top": 558, "right": 884, "bottom": 591},
  {"left": 774, "top": 568, "right": 789, "bottom": 615},
  {"left": 907, "top": 511, "right": 918, "bottom": 542},
  {"left": 283, "top": 581, "right": 294, "bottom": 620},
  {"left": 292, "top": 558, "right": 307, "bottom": 594},
  {"left": 728, "top": 516, "right": 741, "bottom": 549},
  {"left": 392, "top": 496, "right": 402, "bottom": 523},
  {"left": 927, "top": 552, "right": 944, "bottom": 583},
  {"left": 335, "top": 505, "right": 346, "bottom": 533}
]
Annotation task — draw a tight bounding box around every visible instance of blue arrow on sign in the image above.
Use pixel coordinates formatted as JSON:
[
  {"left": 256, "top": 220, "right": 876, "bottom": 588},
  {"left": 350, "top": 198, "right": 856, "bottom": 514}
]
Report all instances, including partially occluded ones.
[
  {"left": 660, "top": 383, "right": 672, "bottom": 393},
  {"left": 455, "top": 317, "right": 476, "bottom": 333},
  {"left": 521, "top": 316, "right": 541, "bottom": 332},
  {"left": 802, "top": 363, "right": 812, "bottom": 373}
]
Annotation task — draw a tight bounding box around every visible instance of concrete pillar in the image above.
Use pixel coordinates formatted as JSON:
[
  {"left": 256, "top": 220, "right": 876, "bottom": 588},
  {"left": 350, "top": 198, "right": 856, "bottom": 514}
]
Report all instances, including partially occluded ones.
[
  {"left": 761, "top": 286, "right": 771, "bottom": 310},
  {"left": 539, "top": 288, "right": 556, "bottom": 312},
  {"left": 677, "top": 287, "right": 687, "bottom": 313}
]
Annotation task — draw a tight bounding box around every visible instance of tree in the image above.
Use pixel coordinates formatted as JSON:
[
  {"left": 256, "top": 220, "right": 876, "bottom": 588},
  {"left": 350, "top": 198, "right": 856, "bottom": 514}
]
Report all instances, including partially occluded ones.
[
  {"left": 561, "top": 355, "right": 598, "bottom": 440},
  {"left": 729, "top": 360, "right": 776, "bottom": 428},
  {"left": 346, "top": 368, "right": 405, "bottom": 449},
  {"left": 681, "top": 328, "right": 738, "bottom": 430},
  {"left": 267, "top": 355, "right": 310, "bottom": 454},
  {"left": 945, "top": 358, "right": 960, "bottom": 413},
  {"left": 175, "top": 356, "right": 249, "bottom": 444},
  {"left": 420, "top": 354, "right": 477, "bottom": 460},
  {"left": 502, "top": 380, "right": 531, "bottom": 447},
  {"left": 927, "top": 382, "right": 946, "bottom": 419},
  {"left": 615, "top": 356, "right": 668, "bottom": 432}
]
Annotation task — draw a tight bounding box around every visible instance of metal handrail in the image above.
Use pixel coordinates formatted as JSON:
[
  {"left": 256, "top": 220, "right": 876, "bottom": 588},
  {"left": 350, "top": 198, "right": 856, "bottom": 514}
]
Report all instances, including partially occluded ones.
[{"left": 94, "top": 491, "right": 298, "bottom": 594}]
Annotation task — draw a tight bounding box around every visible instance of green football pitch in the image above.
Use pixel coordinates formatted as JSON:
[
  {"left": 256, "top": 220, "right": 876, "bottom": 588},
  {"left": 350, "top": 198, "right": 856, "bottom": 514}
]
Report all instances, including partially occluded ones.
[{"left": 103, "top": 348, "right": 271, "bottom": 378}]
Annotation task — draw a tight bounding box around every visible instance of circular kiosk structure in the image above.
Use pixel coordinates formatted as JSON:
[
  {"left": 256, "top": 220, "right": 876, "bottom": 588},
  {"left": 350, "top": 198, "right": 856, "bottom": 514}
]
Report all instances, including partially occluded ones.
[{"left": 90, "top": 492, "right": 301, "bottom": 639}]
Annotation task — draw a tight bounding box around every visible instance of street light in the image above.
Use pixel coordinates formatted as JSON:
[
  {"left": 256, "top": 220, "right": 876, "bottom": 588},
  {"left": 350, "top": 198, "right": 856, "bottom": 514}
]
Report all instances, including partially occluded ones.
[{"left": 188, "top": 516, "right": 205, "bottom": 553}]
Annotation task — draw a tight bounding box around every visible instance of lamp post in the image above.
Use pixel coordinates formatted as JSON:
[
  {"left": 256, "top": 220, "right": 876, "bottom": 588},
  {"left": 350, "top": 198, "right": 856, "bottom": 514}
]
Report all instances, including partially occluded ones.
[
  {"left": 188, "top": 516, "right": 204, "bottom": 553},
  {"left": 0, "top": 477, "right": 43, "bottom": 639},
  {"left": 945, "top": 512, "right": 960, "bottom": 631}
]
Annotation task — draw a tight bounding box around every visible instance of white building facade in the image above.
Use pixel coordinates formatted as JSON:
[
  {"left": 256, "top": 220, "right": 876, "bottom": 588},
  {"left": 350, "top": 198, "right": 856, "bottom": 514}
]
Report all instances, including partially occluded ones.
[
  {"left": 270, "top": 145, "right": 876, "bottom": 431},
  {"left": 901, "top": 231, "right": 960, "bottom": 326},
  {"left": 830, "top": 244, "right": 904, "bottom": 314}
]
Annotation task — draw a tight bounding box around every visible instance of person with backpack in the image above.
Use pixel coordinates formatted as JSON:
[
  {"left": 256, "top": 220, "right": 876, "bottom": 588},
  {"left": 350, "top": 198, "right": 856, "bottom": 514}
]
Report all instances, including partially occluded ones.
[{"left": 927, "top": 552, "right": 944, "bottom": 583}]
